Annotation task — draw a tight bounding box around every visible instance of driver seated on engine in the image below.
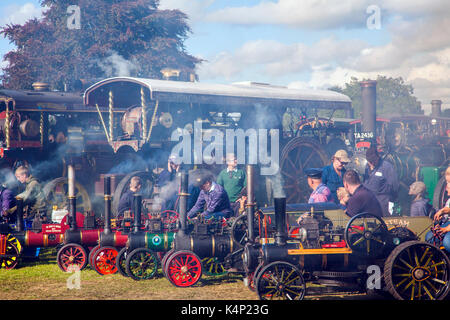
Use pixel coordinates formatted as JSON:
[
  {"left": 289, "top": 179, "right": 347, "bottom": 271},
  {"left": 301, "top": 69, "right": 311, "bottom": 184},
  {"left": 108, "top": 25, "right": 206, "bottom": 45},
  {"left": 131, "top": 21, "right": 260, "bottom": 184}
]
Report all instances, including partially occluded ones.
[
  {"left": 187, "top": 174, "right": 233, "bottom": 221},
  {"left": 426, "top": 166, "right": 450, "bottom": 252}
]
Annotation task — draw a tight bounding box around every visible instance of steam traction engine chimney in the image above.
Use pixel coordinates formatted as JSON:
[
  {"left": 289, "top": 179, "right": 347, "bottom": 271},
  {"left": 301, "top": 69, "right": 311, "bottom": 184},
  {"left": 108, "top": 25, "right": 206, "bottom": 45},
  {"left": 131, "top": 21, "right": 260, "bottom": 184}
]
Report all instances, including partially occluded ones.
[
  {"left": 246, "top": 165, "right": 255, "bottom": 243},
  {"left": 360, "top": 80, "right": 377, "bottom": 145},
  {"left": 68, "top": 160, "right": 77, "bottom": 231},
  {"left": 431, "top": 100, "right": 442, "bottom": 117},
  {"left": 16, "top": 197, "right": 24, "bottom": 232},
  {"left": 178, "top": 170, "right": 189, "bottom": 237},
  {"left": 104, "top": 176, "right": 112, "bottom": 235},
  {"left": 133, "top": 193, "right": 142, "bottom": 233},
  {"left": 274, "top": 197, "right": 287, "bottom": 246}
]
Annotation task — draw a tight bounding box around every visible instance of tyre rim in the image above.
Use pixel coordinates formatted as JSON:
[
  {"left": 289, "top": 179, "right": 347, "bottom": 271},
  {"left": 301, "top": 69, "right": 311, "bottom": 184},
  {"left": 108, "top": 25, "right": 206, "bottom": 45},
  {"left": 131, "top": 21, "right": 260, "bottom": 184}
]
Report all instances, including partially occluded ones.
[
  {"left": 166, "top": 252, "right": 202, "bottom": 287},
  {"left": 94, "top": 247, "right": 118, "bottom": 275},
  {"left": 390, "top": 244, "right": 449, "bottom": 300},
  {"left": 58, "top": 245, "right": 86, "bottom": 271},
  {"left": 128, "top": 250, "right": 158, "bottom": 280},
  {"left": 256, "top": 262, "right": 306, "bottom": 300}
]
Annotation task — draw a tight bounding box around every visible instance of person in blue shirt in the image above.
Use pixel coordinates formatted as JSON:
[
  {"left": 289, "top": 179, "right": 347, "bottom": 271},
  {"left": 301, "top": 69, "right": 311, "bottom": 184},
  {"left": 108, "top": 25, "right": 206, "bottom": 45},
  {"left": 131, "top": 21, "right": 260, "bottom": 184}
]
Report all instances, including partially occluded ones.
[{"left": 322, "top": 149, "right": 350, "bottom": 204}]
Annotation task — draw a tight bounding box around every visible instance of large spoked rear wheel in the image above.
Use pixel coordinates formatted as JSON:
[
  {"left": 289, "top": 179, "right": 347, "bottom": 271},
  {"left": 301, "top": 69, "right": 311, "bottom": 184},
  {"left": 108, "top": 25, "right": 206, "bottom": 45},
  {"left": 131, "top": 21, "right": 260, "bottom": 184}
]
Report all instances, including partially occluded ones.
[
  {"left": 165, "top": 250, "right": 202, "bottom": 287},
  {"left": 57, "top": 244, "right": 88, "bottom": 272},
  {"left": 125, "top": 248, "right": 159, "bottom": 281},
  {"left": 255, "top": 261, "right": 306, "bottom": 300},
  {"left": 344, "top": 212, "right": 388, "bottom": 258},
  {"left": 384, "top": 241, "right": 450, "bottom": 300}
]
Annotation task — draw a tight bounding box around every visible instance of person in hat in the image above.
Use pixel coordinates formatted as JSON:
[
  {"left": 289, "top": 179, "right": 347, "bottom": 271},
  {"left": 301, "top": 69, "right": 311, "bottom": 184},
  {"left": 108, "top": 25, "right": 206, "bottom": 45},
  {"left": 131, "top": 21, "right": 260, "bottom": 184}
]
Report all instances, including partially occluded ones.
[
  {"left": 363, "top": 145, "right": 399, "bottom": 216},
  {"left": 155, "top": 154, "right": 182, "bottom": 211},
  {"left": 187, "top": 174, "right": 233, "bottom": 220},
  {"left": 305, "top": 168, "right": 333, "bottom": 204},
  {"left": 409, "top": 181, "right": 433, "bottom": 217},
  {"left": 322, "top": 149, "right": 350, "bottom": 204}
]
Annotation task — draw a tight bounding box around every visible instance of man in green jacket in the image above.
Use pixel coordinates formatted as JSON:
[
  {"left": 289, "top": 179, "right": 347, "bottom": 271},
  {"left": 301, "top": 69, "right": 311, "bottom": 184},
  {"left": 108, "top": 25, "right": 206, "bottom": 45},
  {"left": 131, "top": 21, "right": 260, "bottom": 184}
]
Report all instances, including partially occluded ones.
[{"left": 217, "top": 153, "right": 247, "bottom": 216}]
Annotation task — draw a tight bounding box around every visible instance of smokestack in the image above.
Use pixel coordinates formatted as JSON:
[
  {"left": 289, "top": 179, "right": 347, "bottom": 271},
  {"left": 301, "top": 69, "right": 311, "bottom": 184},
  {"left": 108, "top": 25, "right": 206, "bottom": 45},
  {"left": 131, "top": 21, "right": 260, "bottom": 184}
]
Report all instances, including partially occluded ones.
[
  {"left": 67, "top": 161, "right": 77, "bottom": 231},
  {"left": 431, "top": 100, "right": 442, "bottom": 117},
  {"left": 274, "top": 197, "right": 287, "bottom": 246},
  {"left": 246, "top": 165, "right": 255, "bottom": 243},
  {"left": 133, "top": 194, "right": 142, "bottom": 233},
  {"left": 178, "top": 171, "right": 189, "bottom": 235},
  {"left": 104, "top": 176, "right": 112, "bottom": 235},
  {"left": 360, "top": 80, "right": 377, "bottom": 143},
  {"left": 16, "top": 197, "right": 24, "bottom": 232}
]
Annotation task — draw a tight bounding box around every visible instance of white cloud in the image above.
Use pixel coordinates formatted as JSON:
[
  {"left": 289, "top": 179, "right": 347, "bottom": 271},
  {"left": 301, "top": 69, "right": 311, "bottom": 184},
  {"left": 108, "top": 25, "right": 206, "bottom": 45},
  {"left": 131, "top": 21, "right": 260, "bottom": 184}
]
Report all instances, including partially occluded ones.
[{"left": 0, "top": 3, "right": 44, "bottom": 26}]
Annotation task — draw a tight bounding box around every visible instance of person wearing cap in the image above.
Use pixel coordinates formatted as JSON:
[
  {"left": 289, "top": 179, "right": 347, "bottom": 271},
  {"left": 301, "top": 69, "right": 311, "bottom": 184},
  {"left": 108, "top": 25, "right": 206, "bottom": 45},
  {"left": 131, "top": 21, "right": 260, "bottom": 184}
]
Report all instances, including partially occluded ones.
[
  {"left": 409, "top": 181, "right": 433, "bottom": 217},
  {"left": 305, "top": 168, "right": 333, "bottom": 204},
  {"left": 187, "top": 174, "right": 233, "bottom": 220},
  {"left": 343, "top": 169, "right": 383, "bottom": 218},
  {"left": 322, "top": 149, "right": 350, "bottom": 204},
  {"left": 363, "top": 145, "right": 399, "bottom": 217},
  {"left": 217, "top": 153, "right": 247, "bottom": 216}
]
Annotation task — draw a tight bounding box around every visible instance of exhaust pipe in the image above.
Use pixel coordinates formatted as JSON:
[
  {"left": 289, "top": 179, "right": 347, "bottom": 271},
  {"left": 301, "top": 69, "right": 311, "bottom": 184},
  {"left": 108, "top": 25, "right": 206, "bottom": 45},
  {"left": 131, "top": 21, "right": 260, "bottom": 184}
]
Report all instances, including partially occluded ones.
[
  {"left": 246, "top": 165, "right": 256, "bottom": 243},
  {"left": 16, "top": 197, "right": 24, "bottom": 232},
  {"left": 431, "top": 100, "right": 442, "bottom": 118},
  {"left": 274, "top": 197, "right": 287, "bottom": 246},
  {"left": 133, "top": 193, "right": 142, "bottom": 233},
  {"left": 67, "top": 161, "right": 77, "bottom": 231},
  {"left": 103, "top": 176, "right": 112, "bottom": 235},
  {"left": 178, "top": 170, "right": 189, "bottom": 236},
  {"left": 360, "top": 80, "right": 377, "bottom": 144}
]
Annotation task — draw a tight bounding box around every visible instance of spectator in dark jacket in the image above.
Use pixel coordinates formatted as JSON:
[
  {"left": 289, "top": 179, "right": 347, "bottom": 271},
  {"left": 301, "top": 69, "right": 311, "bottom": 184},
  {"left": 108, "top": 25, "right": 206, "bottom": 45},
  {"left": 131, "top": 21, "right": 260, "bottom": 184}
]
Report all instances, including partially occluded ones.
[
  {"left": 408, "top": 181, "right": 432, "bottom": 217},
  {"left": 343, "top": 169, "right": 383, "bottom": 218},
  {"left": 363, "top": 146, "right": 399, "bottom": 217},
  {"left": 187, "top": 174, "right": 232, "bottom": 220},
  {"left": 117, "top": 176, "right": 141, "bottom": 217}
]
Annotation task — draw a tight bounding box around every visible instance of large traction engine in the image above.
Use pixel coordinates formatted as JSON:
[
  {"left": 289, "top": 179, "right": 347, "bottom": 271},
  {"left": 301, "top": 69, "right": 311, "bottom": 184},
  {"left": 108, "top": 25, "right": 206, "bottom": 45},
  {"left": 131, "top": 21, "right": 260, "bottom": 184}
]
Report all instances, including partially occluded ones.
[{"left": 242, "top": 197, "right": 450, "bottom": 300}]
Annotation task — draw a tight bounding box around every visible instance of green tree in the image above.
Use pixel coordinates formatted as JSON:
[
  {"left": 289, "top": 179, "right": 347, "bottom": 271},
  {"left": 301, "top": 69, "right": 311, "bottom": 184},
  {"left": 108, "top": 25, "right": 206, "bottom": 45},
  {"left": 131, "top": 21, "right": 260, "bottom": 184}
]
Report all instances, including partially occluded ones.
[
  {"left": 1, "top": 0, "right": 201, "bottom": 90},
  {"left": 330, "top": 75, "right": 423, "bottom": 118}
]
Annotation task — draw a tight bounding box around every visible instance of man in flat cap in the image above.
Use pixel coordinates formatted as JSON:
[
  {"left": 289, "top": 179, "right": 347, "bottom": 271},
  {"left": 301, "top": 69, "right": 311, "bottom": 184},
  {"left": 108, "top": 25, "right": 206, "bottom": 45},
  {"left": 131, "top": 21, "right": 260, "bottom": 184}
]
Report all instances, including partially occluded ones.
[
  {"left": 409, "top": 181, "right": 433, "bottom": 217},
  {"left": 363, "top": 145, "right": 398, "bottom": 216},
  {"left": 305, "top": 168, "right": 333, "bottom": 204},
  {"left": 322, "top": 149, "right": 350, "bottom": 204},
  {"left": 187, "top": 174, "right": 233, "bottom": 220}
]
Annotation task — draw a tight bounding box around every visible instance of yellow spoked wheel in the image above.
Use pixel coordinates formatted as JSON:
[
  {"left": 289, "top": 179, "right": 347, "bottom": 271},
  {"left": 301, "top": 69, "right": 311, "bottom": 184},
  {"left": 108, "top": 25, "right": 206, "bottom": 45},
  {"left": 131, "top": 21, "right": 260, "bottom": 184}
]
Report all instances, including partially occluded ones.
[
  {"left": 201, "top": 257, "right": 227, "bottom": 276},
  {"left": 0, "top": 235, "right": 22, "bottom": 270},
  {"left": 384, "top": 241, "right": 450, "bottom": 300}
]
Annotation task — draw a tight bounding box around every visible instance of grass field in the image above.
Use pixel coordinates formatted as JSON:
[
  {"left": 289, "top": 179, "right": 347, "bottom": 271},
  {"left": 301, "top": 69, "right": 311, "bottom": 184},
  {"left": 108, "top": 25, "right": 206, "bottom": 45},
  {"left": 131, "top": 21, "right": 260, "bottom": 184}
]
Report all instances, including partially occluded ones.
[
  {"left": 0, "top": 247, "right": 260, "bottom": 300},
  {"left": 0, "top": 247, "right": 378, "bottom": 301}
]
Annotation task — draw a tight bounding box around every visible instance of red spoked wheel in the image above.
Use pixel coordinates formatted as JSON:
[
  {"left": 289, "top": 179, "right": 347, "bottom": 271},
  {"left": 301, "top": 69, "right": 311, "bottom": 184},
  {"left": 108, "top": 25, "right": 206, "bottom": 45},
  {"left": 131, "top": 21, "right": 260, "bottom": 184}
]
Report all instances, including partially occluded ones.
[
  {"left": 165, "top": 250, "right": 202, "bottom": 287},
  {"left": 88, "top": 244, "right": 101, "bottom": 269},
  {"left": 92, "top": 246, "right": 119, "bottom": 275},
  {"left": 57, "top": 244, "right": 88, "bottom": 272}
]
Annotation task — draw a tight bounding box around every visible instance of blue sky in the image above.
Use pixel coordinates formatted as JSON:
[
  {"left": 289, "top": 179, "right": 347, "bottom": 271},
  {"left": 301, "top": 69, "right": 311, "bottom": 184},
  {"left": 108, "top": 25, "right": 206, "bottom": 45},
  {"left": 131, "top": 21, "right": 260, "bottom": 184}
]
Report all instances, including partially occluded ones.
[{"left": 1, "top": 0, "right": 449, "bottom": 114}]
